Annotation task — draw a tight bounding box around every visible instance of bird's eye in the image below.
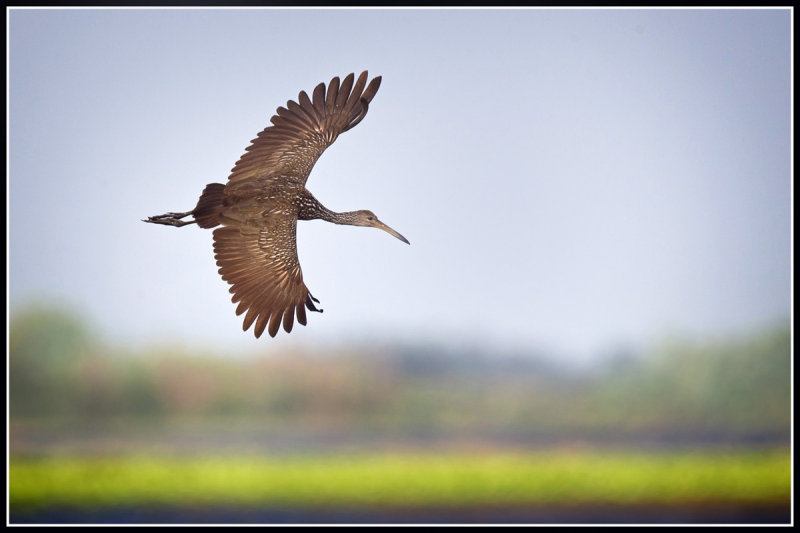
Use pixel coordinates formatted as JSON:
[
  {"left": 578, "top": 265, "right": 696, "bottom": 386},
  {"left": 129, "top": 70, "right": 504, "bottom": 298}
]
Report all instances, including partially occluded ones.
[{"left": 368, "top": 216, "right": 373, "bottom": 221}]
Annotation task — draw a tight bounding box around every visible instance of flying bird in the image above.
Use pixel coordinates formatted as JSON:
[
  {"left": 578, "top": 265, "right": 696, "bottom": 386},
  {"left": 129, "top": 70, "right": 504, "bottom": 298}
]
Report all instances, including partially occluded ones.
[{"left": 145, "top": 71, "right": 409, "bottom": 338}]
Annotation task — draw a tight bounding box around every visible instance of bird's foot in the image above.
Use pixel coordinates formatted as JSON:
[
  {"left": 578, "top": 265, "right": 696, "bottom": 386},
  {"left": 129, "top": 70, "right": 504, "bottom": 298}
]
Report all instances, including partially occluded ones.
[
  {"left": 306, "top": 293, "right": 323, "bottom": 313},
  {"left": 143, "top": 211, "right": 196, "bottom": 227},
  {"left": 148, "top": 211, "right": 192, "bottom": 220}
]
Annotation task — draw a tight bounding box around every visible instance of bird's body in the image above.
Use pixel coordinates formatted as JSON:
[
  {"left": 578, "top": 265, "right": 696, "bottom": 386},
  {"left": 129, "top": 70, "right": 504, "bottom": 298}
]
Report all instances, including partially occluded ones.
[{"left": 145, "top": 71, "right": 408, "bottom": 338}]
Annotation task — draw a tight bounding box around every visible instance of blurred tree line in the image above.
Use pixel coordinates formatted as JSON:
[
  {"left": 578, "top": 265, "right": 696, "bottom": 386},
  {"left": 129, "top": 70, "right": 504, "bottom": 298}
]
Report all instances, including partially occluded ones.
[{"left": 9, "top": 304, "right": 791, "bottom": 443}]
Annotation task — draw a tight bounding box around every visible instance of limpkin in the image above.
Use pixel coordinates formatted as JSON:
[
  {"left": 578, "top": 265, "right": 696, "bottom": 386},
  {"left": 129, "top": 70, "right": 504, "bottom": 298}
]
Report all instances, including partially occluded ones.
[{"left": 145, "top": 71, "right": 409, "bottom": 338}]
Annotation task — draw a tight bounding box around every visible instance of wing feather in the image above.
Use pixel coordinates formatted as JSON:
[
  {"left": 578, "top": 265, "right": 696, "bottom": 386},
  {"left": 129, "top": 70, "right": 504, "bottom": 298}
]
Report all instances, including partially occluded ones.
[
  {"left": 225, "top": 71, "right": 381, "bottom": 189},
  {"left": 312, "top": 82, "right": 326, "bottom": 115},
  {"left": 326, "top": 77, "right": 340, "bottom": 113},
  {"left": 346, "top": 71, "right": 368, "bottom": 113},
  {"left": 213, "top": 218, "right": 314, "bottom": 338},
  {"left": 336, "top": 73, "right": 355, "bottom": 108},
  {"left": 296, "top": 302, "right": 307, "bottom": 326}
]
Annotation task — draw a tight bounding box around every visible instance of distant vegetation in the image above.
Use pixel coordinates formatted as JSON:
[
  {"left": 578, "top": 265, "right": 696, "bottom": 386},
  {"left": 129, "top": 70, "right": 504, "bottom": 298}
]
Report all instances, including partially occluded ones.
[
  {"left": 9, "top": 304, "right": 791, "bottom": 444},
  {"left": 9, "top": 305, "right": 792, "bottom": 521},
  {"left": 11, "top": 449, "right": 790, "bottom": 509}
]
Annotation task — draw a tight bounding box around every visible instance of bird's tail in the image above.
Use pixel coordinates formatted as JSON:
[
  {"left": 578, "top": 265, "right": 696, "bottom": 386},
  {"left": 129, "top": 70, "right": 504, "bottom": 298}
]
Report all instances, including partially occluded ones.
[{"left": 193, "top": 183, "right": 226, "bottom": 228}]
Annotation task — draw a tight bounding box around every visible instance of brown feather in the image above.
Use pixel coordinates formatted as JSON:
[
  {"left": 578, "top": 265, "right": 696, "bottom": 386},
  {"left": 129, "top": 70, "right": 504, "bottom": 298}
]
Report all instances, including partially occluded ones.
[
  {"left": 336, "top": 73, "right": 355, "bottom": 108},
  {"left": 283, "top": 306, "right": 295, "bottom": 333},
  {"left": 296, "top": 303, "right": 307, "bottom": 326},
  {"left": 254, "top": 311, "right": 271, "bottom": 339},
  {"left": 361, "top": 76, "right": 382, "bottom": 105},
  {"left": 268, "top": 310, "right": 283, "bottom": 338},
  {"left": 312, "top": 82, "right": 326, "bottom": 116},
  {"left": 346, "top": 71, "right": 368, "bottom": 111},
  {"left": 326, "top": 77, "right": 340, "bottom": 111}
]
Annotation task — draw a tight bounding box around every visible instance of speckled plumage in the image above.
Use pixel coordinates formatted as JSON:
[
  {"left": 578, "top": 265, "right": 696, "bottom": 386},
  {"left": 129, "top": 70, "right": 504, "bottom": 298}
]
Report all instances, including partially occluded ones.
[{"left": 145, "top": 71, "right": 409, "bottom": 338}]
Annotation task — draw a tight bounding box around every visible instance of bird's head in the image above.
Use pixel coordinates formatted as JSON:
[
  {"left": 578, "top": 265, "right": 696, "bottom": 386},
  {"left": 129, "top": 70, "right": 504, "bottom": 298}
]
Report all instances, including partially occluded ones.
[{"left": 353, "top": 210, "right": 410, "bottom": 245}]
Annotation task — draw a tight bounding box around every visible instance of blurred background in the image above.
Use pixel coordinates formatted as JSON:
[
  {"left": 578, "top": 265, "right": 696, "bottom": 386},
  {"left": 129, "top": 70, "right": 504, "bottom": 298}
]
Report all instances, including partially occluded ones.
[{"left": 8, "top": 7, "right": 791, "bottom": 524}]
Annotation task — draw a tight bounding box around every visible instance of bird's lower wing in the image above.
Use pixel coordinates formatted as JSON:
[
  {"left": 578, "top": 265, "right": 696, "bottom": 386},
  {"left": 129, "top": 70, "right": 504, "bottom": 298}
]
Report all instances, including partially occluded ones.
[{"left": 213, "top": 217, "right": 319, "bottom": 338}]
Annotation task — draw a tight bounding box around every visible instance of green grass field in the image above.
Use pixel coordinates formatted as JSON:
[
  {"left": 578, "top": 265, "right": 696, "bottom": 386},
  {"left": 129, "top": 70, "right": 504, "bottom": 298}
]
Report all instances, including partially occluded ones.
[{"left": 10, "top": 448, "right": 790, "bottom": 510}]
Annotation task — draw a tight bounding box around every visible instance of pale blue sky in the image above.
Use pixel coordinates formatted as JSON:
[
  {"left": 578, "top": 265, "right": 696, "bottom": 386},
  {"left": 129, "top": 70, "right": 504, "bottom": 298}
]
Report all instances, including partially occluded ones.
[{"left": 8, "top": 8, "right": 792, "bottom": 360}]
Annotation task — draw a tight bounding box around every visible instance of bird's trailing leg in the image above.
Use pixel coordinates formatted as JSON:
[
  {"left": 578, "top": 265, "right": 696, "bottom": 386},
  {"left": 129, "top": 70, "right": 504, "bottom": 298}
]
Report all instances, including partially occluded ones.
[
  {"left": 306, "top": 293, "right": 323, "bottom": 313},
  {"left": 143, "top": 210, "right": 196, "bottom": 227}
]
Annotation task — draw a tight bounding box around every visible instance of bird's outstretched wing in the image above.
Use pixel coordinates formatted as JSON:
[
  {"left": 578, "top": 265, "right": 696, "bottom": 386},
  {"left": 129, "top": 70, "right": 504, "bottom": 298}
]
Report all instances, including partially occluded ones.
[
  {"left": 213, "top": 217, "right": 321, "bottom": 338},
  {"left": 225, "top": 71, "right": 381, "bottom": 190}
]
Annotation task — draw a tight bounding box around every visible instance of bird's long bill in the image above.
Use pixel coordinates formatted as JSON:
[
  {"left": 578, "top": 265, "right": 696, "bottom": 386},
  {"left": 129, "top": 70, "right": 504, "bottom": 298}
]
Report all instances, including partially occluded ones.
[{"left": 375, "top": 220, "right": 410, "bottom": 245}]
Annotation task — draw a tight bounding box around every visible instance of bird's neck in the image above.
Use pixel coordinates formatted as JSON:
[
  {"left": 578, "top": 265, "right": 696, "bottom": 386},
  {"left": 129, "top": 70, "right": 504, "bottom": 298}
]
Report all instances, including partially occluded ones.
[
  {"left": 298, "top": 190, "right": 360, "bottom": 226},
  {"left": 326, "top": 210, "right": 364, "bottom": 226},
  {"left": 317, "top": 207, "right": 362, "bottom": 226}
]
